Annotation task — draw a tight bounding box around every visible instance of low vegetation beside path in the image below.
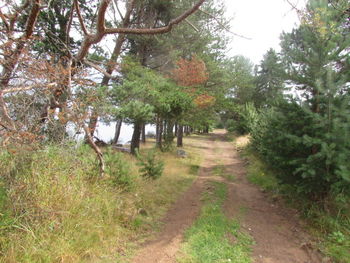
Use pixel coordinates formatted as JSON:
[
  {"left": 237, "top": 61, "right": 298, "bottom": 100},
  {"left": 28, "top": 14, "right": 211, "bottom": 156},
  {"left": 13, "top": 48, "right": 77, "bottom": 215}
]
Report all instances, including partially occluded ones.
[{"left": 0, "top": 138, "right": 201, "bottom": 262}]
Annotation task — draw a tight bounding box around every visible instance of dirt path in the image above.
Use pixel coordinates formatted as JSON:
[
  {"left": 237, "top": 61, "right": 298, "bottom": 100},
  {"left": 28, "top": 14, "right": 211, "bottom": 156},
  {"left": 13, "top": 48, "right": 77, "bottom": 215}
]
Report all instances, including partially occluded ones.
[{"left": 131, "top": 130, "right": 322, "bottom": 263}]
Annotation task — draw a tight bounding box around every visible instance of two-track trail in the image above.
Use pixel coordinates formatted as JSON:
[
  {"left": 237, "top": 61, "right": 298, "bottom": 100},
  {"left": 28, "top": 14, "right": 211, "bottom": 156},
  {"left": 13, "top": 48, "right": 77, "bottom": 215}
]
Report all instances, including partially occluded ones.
[{"left": 131, "top": 130, "right": 322, "bottom": 263}]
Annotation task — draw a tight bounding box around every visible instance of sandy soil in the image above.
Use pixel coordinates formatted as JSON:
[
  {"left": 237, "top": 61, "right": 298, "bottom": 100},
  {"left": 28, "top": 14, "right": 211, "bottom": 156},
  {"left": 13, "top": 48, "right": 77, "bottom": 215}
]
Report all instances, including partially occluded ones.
[{"left": 131, "top": 130, "right": 322, "bottom": 263}]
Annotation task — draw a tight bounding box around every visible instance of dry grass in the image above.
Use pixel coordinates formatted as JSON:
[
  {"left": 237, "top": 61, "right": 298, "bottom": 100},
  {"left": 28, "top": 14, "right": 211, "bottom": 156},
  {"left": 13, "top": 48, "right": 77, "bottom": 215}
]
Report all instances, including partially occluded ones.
[
  {"left": 0, "top": 136, "right": 201, "bottom": 262},
  {"left": 234, "top": 135, "right": 250, "bottom": 149}
]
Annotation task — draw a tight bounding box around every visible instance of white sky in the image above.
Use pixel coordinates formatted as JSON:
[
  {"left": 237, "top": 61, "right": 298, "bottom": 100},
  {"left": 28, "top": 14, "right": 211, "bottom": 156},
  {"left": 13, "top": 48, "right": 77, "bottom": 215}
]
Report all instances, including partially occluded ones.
[{"left": 224, "top": 0, "right": 307, "bottom": 64}]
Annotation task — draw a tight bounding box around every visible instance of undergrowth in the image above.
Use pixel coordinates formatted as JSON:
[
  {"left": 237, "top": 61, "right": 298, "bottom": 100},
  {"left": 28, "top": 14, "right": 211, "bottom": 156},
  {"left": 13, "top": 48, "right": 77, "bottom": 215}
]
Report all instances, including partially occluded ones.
[
  {"left": 178, "top": 181, "right": 253, "bottom": 263},
  {"left": 241, "top": 143, "right": 350, "bottom": 263},
  {"left": 0, "top": 138, "right": 200, "bottom": 262}
]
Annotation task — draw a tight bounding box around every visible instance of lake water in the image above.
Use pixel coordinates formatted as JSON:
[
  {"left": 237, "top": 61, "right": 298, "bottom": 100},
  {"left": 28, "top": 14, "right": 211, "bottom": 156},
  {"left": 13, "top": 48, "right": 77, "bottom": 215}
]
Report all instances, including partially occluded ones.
[{"left": 95, "top": 122, "right": 156, "bottom": 144}]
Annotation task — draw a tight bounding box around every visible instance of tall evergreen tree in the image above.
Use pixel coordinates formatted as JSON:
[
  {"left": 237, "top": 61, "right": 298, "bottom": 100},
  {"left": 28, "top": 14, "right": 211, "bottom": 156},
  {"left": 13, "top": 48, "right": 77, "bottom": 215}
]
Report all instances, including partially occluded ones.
[{"left": 254, "top": 49, "right": 285, "bottom": 107}]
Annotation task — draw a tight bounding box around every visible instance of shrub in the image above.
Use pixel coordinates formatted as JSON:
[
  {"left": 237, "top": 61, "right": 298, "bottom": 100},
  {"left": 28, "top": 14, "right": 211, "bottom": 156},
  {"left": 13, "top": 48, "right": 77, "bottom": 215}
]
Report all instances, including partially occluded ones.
[
  {"left": 225, "top": 119, "right": 236, "bottom": 133},
  {"left": 250, "top": 99, "right": 350, "bottom": 197},
  {"left": 225, "top": 103, "right": 259, "bottom": 135},
  {"left": 105, "top": 150, "right": 134, "bottom": 189},
  {"left": 137, "top": 150, "right": 164, "bottom": 179}
]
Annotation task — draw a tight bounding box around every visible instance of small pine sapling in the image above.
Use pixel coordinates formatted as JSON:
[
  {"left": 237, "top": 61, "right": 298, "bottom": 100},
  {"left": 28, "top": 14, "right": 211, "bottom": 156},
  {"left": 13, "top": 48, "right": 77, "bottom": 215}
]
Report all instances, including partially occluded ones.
[{"left": 136, "top": 150, "right": 164, "bottom": 179}]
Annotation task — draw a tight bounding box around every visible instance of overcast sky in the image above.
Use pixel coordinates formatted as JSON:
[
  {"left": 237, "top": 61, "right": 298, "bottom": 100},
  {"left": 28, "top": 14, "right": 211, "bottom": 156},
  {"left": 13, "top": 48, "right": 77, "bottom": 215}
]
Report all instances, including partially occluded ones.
[{"left": 224, "top": 0, "right": 307, "bottom": 64}]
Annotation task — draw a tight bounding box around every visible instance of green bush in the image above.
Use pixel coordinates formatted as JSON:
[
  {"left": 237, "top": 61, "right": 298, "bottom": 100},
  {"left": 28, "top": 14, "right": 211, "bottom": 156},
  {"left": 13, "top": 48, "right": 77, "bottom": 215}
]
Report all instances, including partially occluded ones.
[
  {"left": 225, "top": 119, "right": 236, "bottom": 133},
  {"left": 105, "top": 150, "right": 134, "bottom": 189},
  {"left": 250, "top": 99, "right": 350, "bottom": 197},
  {"left": 137, "top": 150, "right": 164, "bottom": 179},
  {"left": 225, "top": 103, "right": 259, "bottom": 135}
]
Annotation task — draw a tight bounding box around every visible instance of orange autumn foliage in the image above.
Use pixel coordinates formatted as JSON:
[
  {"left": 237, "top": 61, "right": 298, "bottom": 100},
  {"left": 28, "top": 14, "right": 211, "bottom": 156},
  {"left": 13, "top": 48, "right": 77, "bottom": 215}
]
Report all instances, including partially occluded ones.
[{"left": 172, "top": 56, "right": 209, "bottom": 87}]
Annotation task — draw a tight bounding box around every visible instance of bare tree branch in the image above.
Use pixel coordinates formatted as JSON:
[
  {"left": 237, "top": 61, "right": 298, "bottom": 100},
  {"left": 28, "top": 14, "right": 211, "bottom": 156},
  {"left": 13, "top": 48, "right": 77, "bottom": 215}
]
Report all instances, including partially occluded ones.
[
  {"left": 1, "top": 0, "right": 41, "bottom": 90},
  {"left": 199, "top": 9, "right": 252, "bottom": 40},
  {"left": 2, "top": 82, "right": 57, "bottom": 94},
  {"left": 84, "top": 60, "right": 120, "bottom": 80},
  {"left": 113, "top": 0, "right": 124, "bottom": 21},
  {"left": 25, "top": 0, "right": 41, "bottom": 38},
  {"left": 185, "top": 18, "right": 199, "bottom": 32},
  {"left": 0, "top": 93, "right": 16, "bottom": 130},
  {"left": 9, "top": 0, "right": 30, "bottom": 33},
  {"left": 75, "top": 0, "right": 206, "bottom": 62},
  {"left": 105, "top": 0, "right": 206, "bottom": 35},
  {"left": 73, "top": 0, "right": 89, "bottom": 36},
  {"left": 0, "top": 8, "right": 10, "bottom": 32}
]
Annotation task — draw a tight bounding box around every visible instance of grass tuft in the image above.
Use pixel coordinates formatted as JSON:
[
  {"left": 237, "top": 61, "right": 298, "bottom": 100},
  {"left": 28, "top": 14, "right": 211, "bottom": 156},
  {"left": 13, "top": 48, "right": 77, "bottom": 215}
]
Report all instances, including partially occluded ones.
[{"left": 178, "top": 181, "right": 253, "bottom": 263}]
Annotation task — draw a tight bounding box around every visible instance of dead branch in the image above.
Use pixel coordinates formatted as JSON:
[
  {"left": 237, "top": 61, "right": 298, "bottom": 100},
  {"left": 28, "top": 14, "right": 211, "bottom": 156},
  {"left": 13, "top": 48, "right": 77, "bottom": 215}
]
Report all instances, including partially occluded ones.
[
  {"left": 0, "top": 0, "right": 41, "bottom": 89},
  {"left": 185, "top": 18, "right": 199, "bottom": 32},
  {"left": 66, "top": 4, "right": 74, "bottom": 44},
  {"left": 2, "top": 82, "right": 57, "bottom": 94}
]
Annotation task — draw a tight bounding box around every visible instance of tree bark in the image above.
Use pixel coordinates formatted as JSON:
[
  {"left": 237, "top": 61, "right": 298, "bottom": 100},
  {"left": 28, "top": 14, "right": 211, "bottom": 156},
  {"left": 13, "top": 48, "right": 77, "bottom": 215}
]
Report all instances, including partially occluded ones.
[
  {"left": 156, "top": 115, "right": 163, "bottom": 149},
  {"left": 177, "top": 125, "right": 183, "bottom": 147},
  {"left": 141, "top": 123, "right": 146, "bottom": 143},
  {"left": 166, "top": 120, "right": 175, "bottom": 143},
  {"left": 131, "top": 121, "right": 141, "bottom": 155},
  {"left": 163, "top": 120, "right": 167, "bottom": 140},
  {"left": 112, "top": 118, "right": 123, "bottom": 144}
]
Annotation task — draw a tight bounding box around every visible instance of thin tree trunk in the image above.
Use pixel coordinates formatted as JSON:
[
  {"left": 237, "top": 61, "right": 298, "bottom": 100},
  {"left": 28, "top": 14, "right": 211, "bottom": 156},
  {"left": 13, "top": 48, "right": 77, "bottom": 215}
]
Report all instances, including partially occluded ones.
[
  {"left": 141, "top": 123, "right": 146, "bottom": 143},
  {"left": 113, "top": 118, "right": 123, "bottom": 144},
  {"left": 166, "top": 120, "right": 174, "bottom": 144},
  {"left": 86, "top": 33, "right": 126, "bottom": 140},
  {"left": 131, "top": 122, "right": 141, "bottom": 155},
  {"left": 163, "top": 120, "right": 167, "bottom": 140},
  {"left": 177, "top": 125, "right": 183, "bottom": 147},
  {"left": 156, "top": 116, "right": 163, "bottom": 149}
]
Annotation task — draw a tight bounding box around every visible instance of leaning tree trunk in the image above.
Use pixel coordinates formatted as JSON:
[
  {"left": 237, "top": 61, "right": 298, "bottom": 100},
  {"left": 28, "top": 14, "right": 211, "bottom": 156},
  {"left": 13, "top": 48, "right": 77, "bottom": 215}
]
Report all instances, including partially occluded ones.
[
  {"left": 177, "top": 125, "right": 183, "bottom": 147},
  {"left": 83, "top": 122, "right": 105, "bottom": 177},
  {"left": 112, "top": 118, "right": 123, "bottom": 144},
  {"left": 131, "top": 122, "right": 141, "bottom": 155}
]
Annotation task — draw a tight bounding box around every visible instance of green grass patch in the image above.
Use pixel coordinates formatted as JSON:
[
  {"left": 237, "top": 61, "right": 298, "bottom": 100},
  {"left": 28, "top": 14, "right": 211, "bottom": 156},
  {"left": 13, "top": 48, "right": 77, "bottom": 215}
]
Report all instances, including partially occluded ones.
[
  {"left": 189, "top": 165, "right": 200, "bottom": 175},
  {"left": 178, "top": 181, "right": 253, "bottom": 263},
  {"left": 213, "top": 165, "right": 236, "bottom": 182}
]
